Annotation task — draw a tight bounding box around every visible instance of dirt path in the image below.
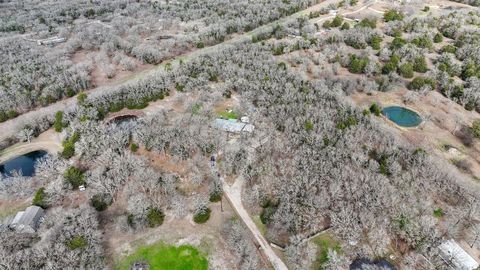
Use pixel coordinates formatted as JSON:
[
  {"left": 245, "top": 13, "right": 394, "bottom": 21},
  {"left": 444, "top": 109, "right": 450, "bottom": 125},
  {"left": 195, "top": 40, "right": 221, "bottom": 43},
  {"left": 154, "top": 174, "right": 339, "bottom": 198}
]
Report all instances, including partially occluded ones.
[
  {"left": 223, "top": 177, "right": 288, "bottom": 270},
  {"left": 0, "top": 0, "right": 337, "bottom": 145},
  {"left": 312, "top": 0, "right": 379, "bottom": 23},
  {"left": 210, "top": 158, "right": 288, "bottom": 270}
]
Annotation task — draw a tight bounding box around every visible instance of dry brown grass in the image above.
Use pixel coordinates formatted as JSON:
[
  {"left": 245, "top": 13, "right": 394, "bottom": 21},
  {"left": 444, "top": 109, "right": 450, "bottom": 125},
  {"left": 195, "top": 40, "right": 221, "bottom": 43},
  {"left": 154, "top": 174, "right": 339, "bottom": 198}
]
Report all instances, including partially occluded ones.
[{"left": 350, "top": 89, "right": 480, "bottom": 182}]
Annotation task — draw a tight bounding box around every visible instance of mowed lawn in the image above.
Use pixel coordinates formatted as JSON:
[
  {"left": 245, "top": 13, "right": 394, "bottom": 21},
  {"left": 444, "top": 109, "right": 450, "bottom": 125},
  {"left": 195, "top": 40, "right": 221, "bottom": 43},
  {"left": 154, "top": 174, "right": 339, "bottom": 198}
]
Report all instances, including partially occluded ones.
[
  {"left": 218, "top": 111, "right": 238, "bottom": 120},
  {"left": 115, "top": 242, "right": 208, "bottom": 270}
]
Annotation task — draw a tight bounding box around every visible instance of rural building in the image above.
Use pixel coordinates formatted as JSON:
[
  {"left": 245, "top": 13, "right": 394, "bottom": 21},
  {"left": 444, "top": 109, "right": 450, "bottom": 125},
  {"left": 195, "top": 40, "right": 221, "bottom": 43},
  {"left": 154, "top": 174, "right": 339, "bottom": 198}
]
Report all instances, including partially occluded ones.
[
  {"left": 329, "top": 9, "right": 338, "bottom": 15},
  {"left": 10, "top": 206, "right": 45, "bottom": 233},
  {"left": 214, "top": 118, "right": 255, "bottom": 133},
  {"left": 37, "top": 36, "right": 66, "bottom": 46},
  {"left": 438, "top": 239, "right": 479, "bottom": 270}
]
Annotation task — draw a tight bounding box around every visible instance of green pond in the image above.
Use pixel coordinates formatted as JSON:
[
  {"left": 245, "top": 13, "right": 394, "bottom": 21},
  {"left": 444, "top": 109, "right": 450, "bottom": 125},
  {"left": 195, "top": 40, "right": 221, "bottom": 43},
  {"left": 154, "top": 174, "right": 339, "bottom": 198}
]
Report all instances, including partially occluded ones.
[{"left": 382, "top": 106, "right": 422, "bottom": 127}]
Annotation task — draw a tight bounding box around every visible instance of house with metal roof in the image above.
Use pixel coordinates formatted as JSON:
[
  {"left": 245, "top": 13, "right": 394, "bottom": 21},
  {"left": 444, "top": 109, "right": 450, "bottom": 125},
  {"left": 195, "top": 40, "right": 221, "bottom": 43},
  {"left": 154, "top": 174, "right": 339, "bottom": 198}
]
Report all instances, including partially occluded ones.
[
  {"left": 438, "top": 239, "right": 479, "bottom": 270},
  {"left": 10, "top": 205, "right": 45, "bottom": 233},
  {"left": 214, "top": 118, "right": 255, "bottom": 133},
  {"left": 37, "top": 36, "right": 66, "bottom": 46}
]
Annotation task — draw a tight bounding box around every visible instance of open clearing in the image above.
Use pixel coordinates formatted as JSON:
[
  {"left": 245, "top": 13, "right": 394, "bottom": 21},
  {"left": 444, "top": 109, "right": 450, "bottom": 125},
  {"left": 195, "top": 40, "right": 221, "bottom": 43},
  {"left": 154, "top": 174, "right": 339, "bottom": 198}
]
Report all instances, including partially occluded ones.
[
  {"left": 350, "top": 89, "right": 480, "bottom": 182},
  {"left": 115, "top": 241, "right": 208, "bottom": 270}
]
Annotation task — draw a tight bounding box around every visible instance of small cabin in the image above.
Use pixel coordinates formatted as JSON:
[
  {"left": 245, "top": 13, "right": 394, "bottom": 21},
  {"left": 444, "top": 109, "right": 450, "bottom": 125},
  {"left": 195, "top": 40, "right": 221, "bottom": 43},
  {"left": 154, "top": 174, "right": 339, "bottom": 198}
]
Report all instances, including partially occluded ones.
[
  {"left": 214, "top": 118, "right": 255, "bottom": 134},
  {"left": 329, "top": 9, "right": 338, "bottom": 15},
  {"left": 10, "top": 205, "right": 45, "bottom": 233},
  {"left": 37, "top": 36, "right": 66, "bottom": 46}
]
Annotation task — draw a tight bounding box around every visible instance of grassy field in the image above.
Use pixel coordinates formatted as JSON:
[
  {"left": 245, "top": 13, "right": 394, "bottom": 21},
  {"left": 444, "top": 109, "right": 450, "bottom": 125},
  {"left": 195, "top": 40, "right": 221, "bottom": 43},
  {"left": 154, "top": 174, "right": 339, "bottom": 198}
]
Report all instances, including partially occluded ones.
[
  {"left": 252, "top": 215, "right": 267, "bottom": 235},
  {"left": 218, "top": 111, "right": 239, "bottom": 120},
  {"left": 115, "top": 241, "right": 208, "bottom": 270}
]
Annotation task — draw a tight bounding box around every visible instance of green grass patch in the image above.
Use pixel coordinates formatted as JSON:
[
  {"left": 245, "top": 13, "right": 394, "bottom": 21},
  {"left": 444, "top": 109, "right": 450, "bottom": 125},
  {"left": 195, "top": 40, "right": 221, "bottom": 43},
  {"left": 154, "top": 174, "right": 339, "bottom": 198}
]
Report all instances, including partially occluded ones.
[
  {"left": 66, "top": 236, "right": 87, "bottom": 250},
  {"left": 115, "top": 242, "right": 208, "bottom": 270},
  {"left": 253, "top": 215, "right": 267, "bottom": 235},
  {"left": 311, "top": 232, "right": 341, "bottom": 270},
  {"left": 218, "top": 111, "right": 238, "bottom": 120}
]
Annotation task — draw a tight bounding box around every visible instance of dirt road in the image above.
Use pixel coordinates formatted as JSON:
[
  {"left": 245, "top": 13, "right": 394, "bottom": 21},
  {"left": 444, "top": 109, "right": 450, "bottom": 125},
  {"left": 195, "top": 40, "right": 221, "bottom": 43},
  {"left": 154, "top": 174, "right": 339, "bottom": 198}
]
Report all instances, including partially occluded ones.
[
  {"left": 223, "top": 176, "right": 289, "bottom": 270},
  {"left": 0, "top": 0, "right": 339, "bottom": 145},
  {"left": 313, "top": 0, "right": 379, "bottom": 23},
  {"left": 0, "top": 129, "right": 62, "bottom": 164},
  {"left": 210, "top": 155, "right": 288, "bottom": 270}
]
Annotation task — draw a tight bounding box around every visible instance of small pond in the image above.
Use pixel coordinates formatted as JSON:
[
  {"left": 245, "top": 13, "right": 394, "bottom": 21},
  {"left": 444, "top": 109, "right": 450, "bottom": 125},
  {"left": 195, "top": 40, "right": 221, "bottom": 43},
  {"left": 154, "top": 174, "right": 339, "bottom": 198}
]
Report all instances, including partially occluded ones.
[
  {"left": 0, "top": 150, "right": 47, "bottom": 177},
  {"left": 382, "top": 106, "right": 422, "bottom": 127},
  {"left": 110, "top": 115, "right": 138, "bottom": 124},
  {"left": 350, "top": 258, "right": 396, "bottom": 270},
  {"left": 109, "top": 115, "right": 139, "bottom": 130}
]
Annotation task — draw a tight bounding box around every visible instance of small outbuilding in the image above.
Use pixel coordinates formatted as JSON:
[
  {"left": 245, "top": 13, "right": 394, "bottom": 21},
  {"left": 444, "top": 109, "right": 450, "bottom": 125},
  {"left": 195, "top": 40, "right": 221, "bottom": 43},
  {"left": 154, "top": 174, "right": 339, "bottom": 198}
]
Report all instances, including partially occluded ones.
[
  {"left": 329, "top": 9, "right": 338, "bottom": 15},
  {"left": 37, "top": 36, "right": 66, "bottom": 46},
  {"left": 10, "top": 205, "right": 45, "bottom": 233},
  {"left": 438, "top": 239, "right": 479, "bottom": 270},
  {"left": 214, "top": 118, "right": 255, "bottom": 134}
]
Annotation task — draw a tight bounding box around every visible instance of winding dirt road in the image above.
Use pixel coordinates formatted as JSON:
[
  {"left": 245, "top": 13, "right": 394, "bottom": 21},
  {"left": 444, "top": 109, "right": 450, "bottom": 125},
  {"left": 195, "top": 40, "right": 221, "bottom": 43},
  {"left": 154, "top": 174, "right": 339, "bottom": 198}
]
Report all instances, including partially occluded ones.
[
  {"left": 0, "top": 1, "right": 369, "bottom": 267},
  {"left": 211, "top": 159, "right": 288, "bottom": 270},
  {"left": 0, "top": 0, "right": 339, "bottom": 144}
]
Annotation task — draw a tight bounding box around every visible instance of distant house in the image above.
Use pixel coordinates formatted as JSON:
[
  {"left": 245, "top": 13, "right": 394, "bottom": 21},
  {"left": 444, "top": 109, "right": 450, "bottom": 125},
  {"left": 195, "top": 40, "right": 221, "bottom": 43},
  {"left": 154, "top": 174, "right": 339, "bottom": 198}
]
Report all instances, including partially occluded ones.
[
  {"left": 10, "top": 206, "right": 45, "bottom": 233},
  {"left": 37, "top": 36, "right": 66, "bottom": 46},
  {"left": 214, "top": 118, "right": 254, "bottom": 133},
  {"left": 438, "top": 239, "right": 479, "bottom": 270}
]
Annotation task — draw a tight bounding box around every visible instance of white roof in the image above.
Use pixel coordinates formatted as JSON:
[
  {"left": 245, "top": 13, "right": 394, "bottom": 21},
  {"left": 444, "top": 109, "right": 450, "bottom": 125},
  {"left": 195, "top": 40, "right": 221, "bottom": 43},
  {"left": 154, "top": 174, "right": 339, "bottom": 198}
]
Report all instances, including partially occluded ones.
[
  {"left": 214, "top": 119, "right": 254, "bottom": 133},
  {"left": 439, "top": 239, "right": 479, "bottom": 270}
]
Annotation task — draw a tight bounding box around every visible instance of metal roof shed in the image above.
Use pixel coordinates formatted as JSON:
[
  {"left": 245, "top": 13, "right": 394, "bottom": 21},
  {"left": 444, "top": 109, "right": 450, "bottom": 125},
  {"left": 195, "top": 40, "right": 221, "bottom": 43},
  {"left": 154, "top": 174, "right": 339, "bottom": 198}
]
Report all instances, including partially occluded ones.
[
  {"left": 10, "top": 205, "right": 45, "bottom": 233},
  {"left": 438, "top": 239, "right": 479, "bottom": 270},
  {"left": 214, "top": 119, "right": 254, "bottom": 133}
]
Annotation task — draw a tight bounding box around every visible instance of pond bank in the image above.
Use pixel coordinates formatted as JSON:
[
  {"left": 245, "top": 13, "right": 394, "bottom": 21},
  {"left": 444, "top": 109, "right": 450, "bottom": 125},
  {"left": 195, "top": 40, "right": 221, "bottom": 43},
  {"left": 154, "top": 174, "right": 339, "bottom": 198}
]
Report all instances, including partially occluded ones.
[
  {"left": 382, "top": 105, "right": 422, "bottom": 128},
  {"left": 0, "top": 150, "right": 47, "bottom": 177},
  {"left": 0, "top": 129, "right": 62, "bottom": 165}
]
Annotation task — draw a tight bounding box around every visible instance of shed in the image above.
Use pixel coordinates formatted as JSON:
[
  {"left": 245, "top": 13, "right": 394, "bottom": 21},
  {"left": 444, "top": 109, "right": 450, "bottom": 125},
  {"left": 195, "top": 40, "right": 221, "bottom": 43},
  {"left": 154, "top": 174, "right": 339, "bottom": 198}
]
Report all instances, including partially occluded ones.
[
  {"left": 10, "top": 206, "right": 45, "bottom": 233},
  {"left": 438, "top": 239, "right": 479, "bottom": 270},
  {"left": 214, "top": 119, "right": 254, "bottom": 133},
  {"left": 37, "top": 36, "right": 66, "bottom": 46},
  {"left": 329, "top": 9, "right": 338, "bottom": 15}
]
